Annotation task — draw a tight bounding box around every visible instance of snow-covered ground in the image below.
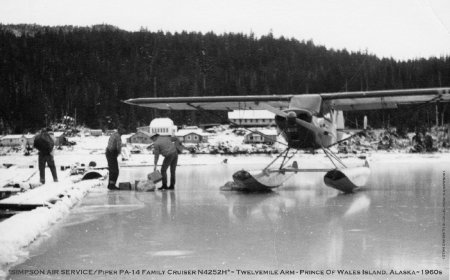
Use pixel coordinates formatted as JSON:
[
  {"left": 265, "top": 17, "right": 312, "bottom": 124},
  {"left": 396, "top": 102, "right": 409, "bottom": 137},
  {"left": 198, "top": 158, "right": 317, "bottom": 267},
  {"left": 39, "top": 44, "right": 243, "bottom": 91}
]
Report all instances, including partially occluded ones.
[{"left": 0, "top": 179, "right": 105, "bottom": 278}]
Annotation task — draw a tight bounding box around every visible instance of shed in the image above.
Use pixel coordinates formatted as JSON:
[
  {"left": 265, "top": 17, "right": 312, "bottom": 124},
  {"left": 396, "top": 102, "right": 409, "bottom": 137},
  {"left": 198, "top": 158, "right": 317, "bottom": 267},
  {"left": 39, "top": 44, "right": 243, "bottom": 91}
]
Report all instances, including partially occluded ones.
[
  {"left": 90, "top": 129, "right": 103, "bottom": 137},
  {"left": 105, "top": 129, "right": 116, "bottom": 136},
  {"left": 0, "top": 135, "right": 27, "bottom": 147},
  {"left": 244, "top": 129, "right": 278, "bottom": 144},
  {"left": 176, "top": 128, "right": 209, "bottom": 144},
  {"left": 121, "top": 134, "right": 133, "bottom": 144},
  {"left": 52, "top": 132, "right": 66, "bottom": 146},
  {"left": 24, "top": 134, "right": 36, "bottom": 146},
  {"left": 128, "top": 131, "right": 153, "bottom": 144}
]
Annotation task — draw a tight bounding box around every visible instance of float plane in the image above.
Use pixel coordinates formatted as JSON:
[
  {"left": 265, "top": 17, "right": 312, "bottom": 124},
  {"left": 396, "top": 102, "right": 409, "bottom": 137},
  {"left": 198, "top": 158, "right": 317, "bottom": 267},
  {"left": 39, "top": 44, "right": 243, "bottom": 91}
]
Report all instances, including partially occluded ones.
[{"left": 124, "top": 87, "right": 450, "bottom": 193}]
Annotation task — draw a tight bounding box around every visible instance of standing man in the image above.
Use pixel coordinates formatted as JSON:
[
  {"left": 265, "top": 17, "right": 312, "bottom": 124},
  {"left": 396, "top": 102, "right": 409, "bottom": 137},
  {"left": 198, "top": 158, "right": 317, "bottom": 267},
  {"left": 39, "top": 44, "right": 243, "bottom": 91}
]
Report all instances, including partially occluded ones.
[
  {"left": 106, "top": 126, "right": 124, "bottom": 190},
  {"left": 34, "top": 128, "right": 58, "bottom": 184},
  {"left": 151, "top": 133, "right": 183, "bottom": 190}
]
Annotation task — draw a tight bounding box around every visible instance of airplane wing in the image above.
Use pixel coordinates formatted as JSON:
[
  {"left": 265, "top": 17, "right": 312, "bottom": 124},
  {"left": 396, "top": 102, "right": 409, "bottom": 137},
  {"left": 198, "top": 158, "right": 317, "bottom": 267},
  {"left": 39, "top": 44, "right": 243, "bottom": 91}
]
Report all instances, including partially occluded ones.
[
  {"left": 321, "top": 87, "right": 450, "bottom": 111},
  {"left": 124, "top": 87, "right": 450, "bottom": 112},
  {"left": 123, "top": 95, "right": 291, "bottom": 110}
]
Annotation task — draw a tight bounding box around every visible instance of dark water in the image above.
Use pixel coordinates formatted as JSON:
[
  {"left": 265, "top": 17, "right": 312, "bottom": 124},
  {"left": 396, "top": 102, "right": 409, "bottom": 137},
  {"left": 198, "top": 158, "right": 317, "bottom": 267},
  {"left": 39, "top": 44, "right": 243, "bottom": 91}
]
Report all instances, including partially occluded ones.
[{"left": 7, "top": 156, "right": 450, "bottom": 279}]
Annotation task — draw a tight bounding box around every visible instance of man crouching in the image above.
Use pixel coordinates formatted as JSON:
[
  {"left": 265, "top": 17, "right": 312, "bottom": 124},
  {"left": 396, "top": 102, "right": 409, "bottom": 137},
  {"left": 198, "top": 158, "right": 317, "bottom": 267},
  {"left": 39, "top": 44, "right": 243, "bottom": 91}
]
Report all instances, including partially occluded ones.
[{"left": 151, "top": 133, "right": 184, "bottom": 190}]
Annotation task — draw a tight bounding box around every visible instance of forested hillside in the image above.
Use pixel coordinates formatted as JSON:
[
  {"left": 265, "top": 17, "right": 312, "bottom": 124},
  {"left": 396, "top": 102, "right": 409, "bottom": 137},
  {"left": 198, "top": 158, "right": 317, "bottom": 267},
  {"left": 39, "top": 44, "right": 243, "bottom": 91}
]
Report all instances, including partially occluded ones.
[{"left": 1, "top": 24, "right": 449, "bottom": 133}]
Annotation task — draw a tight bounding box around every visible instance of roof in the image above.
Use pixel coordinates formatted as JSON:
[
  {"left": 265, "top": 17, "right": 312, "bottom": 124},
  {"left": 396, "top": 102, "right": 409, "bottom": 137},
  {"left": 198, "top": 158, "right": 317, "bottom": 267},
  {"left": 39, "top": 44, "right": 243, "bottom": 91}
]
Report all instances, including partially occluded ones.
[
  {"left": 1, "top": 135, "right": 25, "bottom": 140},
  {"left": 228, "top": 110, "right": 275, "bottom": 120},
  {"left": 175, "top": 128, "right": 208, "bottom": 137},
  {"left": 150, "top": 118, "right": 175, "bottom": 128},
  {"left": 121, "top": 134, "right": 134, "bottom": 141},
  {"left": 245, "top": 129, "right": 278, "bottom": 136},
  {"left": 131, "top": 131, "right": 152, "bottom": 137}
]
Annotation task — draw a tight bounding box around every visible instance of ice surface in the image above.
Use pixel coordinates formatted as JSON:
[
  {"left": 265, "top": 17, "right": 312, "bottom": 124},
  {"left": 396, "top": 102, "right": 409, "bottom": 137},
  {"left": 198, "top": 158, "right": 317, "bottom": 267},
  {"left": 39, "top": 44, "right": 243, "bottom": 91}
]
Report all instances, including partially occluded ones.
[
  {"left": 0, "top": 135, "right": 449, "bottom": 279},
  {"left": 2, "top": 155, "right": 449, "bottom": 280}
]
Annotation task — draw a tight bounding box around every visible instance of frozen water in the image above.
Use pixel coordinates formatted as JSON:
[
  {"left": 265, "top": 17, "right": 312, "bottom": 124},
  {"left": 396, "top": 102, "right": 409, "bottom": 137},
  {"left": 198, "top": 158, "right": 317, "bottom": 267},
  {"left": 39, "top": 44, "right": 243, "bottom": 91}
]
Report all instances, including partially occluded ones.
[{"left": 2, "top": 154, "right": 450, "bottom": 279}]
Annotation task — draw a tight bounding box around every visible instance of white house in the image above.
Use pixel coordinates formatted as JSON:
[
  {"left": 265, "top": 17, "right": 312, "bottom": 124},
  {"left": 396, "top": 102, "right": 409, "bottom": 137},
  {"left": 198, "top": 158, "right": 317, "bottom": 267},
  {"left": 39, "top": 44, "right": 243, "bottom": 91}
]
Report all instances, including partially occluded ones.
[
  {"left": 0, "top": 135, "right": 27, "bottom": 147},
  {"left": 149, "top": 118, "right": 177, "bottom": 136},
  {"left": 228, "top": 110, "right": 275, "bottom": 127},
  {"left": 244, "top": 129, "right": 278, "bottom": 144}
]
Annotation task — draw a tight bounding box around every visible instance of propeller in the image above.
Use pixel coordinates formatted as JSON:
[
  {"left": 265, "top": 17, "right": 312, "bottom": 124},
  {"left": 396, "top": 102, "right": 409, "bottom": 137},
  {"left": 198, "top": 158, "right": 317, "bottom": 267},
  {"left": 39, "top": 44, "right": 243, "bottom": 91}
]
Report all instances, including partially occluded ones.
[{"left": 259, "top": 103, "right": 329, "bottom": 140}]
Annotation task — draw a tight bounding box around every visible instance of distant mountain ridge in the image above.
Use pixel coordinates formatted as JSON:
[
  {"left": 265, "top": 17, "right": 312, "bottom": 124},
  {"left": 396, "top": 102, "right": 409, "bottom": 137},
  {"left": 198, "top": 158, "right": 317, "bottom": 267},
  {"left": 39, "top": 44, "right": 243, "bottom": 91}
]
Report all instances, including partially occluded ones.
[
  {"left": 0, "top": 23, "right": 120, "bottom": 36},
  {"left": 0, "top": 24, "right": 448, "bottom": 133}
]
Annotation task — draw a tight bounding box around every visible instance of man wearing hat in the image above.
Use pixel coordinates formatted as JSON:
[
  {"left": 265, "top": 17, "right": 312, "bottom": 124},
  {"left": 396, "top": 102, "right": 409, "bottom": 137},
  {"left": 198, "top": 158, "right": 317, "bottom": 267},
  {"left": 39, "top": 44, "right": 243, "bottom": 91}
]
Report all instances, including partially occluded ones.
[
  {"left": 151, "top": 133, "right": 183, "bottom": 190},
  {"left": 105, "top": 126, "right": 125, "bottom": 190},
  {"left": 34, "top": 127, "right": 58, "bottom": 184}
]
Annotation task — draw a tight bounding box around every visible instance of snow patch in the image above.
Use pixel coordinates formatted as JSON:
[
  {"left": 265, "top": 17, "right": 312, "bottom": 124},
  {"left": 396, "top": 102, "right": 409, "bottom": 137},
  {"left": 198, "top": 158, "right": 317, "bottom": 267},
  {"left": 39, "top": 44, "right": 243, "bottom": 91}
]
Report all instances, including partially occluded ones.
[{"left": 0, "top": 179, "right": 104, "bottom": 276}]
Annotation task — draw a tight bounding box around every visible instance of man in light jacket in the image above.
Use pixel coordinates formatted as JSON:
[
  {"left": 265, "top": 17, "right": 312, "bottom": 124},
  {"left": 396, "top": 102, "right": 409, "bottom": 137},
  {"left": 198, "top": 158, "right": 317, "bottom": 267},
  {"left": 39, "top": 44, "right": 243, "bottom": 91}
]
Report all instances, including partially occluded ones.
[{"left": 151, "top": 133, "right": 184, "bottom": 190}]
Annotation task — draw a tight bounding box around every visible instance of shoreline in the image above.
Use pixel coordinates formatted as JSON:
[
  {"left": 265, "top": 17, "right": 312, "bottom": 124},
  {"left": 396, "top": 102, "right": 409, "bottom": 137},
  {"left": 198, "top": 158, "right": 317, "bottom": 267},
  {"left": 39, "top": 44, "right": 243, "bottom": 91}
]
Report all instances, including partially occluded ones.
[{"left": 1, "top": 150, "right": 450, "bottom": 168}]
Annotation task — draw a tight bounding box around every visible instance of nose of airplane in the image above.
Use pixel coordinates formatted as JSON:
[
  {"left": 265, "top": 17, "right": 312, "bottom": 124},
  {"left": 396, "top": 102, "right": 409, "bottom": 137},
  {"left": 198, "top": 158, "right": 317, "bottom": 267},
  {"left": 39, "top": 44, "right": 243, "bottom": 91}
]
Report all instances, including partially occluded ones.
[{"left": 287, "top": 111, "right": 297, "bottom": 118}]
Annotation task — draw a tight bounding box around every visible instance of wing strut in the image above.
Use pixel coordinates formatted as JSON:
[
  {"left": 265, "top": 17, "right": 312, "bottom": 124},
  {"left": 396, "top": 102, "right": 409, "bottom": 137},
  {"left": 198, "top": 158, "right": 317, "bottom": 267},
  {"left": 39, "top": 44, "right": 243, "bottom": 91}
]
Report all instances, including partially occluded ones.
[{"left": 322, "top": 146, "right": 347, "bottom": 169}]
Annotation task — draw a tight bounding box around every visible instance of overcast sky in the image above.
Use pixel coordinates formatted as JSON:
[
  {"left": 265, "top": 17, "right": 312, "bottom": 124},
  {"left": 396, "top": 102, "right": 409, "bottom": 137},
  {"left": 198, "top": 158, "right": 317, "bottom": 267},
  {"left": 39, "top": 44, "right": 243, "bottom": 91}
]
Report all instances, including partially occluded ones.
[{"left": 1, "top": 0, "right": 449, "bottom": 60}]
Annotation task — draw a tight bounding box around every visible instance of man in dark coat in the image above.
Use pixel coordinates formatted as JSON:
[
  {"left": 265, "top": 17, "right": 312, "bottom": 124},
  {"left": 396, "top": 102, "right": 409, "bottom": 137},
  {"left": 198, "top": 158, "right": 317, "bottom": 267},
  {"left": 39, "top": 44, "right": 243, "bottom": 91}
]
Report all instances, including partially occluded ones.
[
  {"left": 105, "top": 126, "right": 124, "bottom": 190},
  {"left": 34, "top": 128, "right": 58, "bottom": 184},
  {"left": 424, "top": 132, "right": 434, "bottom": 152}
]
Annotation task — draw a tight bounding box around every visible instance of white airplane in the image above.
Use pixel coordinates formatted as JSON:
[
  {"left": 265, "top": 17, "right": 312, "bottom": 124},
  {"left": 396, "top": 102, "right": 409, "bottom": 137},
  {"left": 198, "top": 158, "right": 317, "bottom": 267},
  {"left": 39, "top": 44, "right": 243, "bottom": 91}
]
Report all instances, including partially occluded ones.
[{"left": 124, "top": 87, "right": 450, "bottom": 193}]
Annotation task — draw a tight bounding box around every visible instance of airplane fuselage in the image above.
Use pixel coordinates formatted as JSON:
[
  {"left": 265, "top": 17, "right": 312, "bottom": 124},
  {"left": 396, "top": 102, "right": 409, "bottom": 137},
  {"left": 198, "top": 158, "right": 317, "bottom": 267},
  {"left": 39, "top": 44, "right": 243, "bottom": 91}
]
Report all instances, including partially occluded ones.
[{"left": 275, "top": 109, "right": 338, "bottom": 150}]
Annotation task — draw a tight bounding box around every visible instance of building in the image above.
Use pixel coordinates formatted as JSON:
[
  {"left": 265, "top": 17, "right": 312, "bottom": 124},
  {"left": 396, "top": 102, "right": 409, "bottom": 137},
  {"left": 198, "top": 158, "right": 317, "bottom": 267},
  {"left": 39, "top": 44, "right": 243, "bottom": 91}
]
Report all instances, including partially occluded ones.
[
  {"left": 228, "top": 110, "right": 275, "bottom": 127},
  {"left": 137, "top": 126, "right": 150, "bottom": 133},
  {"left": 244, "top": 129, "right": 278, "bottom": 144},
  {"left": 89, "top": 129, "right": 103, "bottom": 137},
  {"left": 105, "top": 129, "right": 116, "bottom": 136},
  {"left": 0, "top": 135, "right": 27, "bottom": 147},
  {"left": 198, "top": 123, "right": 221, "bottom": 129},
  {"left": 149, "top": 118, "right": 177, "bottom": 136},
  {"left": 52, "top": 132, "right": 66, "bottom": 146},
  {"left": 24, "top": 134, "right": 36, "bottom": 146},
  {"left": 121, "top": 134, "right": 133, "bottom": 144},
  {"left": 128, "top": 131, "right": 153, "bottom": 144},
  {"left": 175, "top": 127, "right": 209, "bottom": 144}
]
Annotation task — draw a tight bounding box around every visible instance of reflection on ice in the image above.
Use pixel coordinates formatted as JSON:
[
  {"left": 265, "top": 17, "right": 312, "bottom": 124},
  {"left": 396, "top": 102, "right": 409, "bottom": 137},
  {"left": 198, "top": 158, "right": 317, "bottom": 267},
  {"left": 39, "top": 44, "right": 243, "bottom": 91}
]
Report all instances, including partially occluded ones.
[
  {"left": 62, "top": 204, "right": 145, "bottom": 227},
  {"left": 343, "top": 194, "right": 371, "bottom": 217},
  {"left": 222, "top": 192, "right": 281, "bottom": 223},
  {"left": 151, "top": 250, "right": 194, "bottom": 257}
]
